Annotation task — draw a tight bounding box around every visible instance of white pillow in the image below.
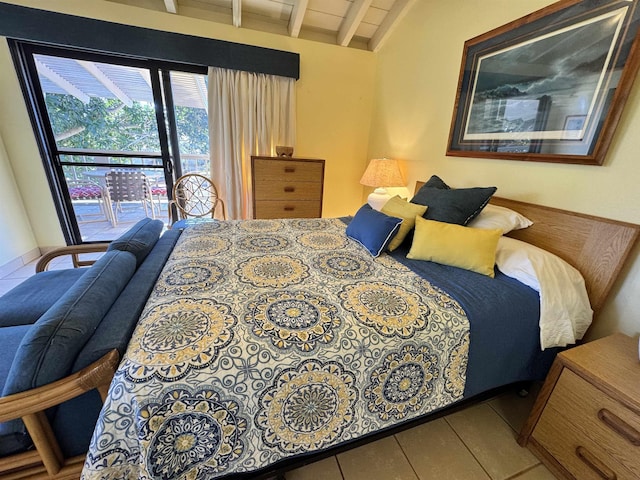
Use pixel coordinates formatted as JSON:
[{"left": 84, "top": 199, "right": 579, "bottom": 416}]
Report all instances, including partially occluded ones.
[
  {"left": 467, "top": 204, "right": 533, "bottom": 234},
  {"left": 495, "top": 236, "right": 593, "bottom": 350}
]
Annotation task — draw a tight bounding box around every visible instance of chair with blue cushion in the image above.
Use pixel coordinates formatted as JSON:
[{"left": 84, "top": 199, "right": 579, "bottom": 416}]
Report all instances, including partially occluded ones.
[
  {"left": 0, "top": 218, "right": 177, "bottom": 479},
  {"left": 169, "top": 173, "right": 226, "bottom": 226}
]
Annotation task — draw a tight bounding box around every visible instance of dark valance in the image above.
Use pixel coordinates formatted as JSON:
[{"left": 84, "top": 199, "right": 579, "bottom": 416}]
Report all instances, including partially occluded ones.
[{"left": 0, "top": 2, "right": 299, "bottom": 79}]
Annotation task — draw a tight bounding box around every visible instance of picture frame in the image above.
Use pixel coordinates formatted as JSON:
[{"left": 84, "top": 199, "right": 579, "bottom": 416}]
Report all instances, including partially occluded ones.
[{"left": 446, "top": 0, "right": 640, "bottom": 165}]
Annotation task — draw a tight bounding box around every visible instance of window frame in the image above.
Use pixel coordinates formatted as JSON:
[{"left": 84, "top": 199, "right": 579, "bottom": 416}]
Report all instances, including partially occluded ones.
[{"left": 9, "top": 40, "right": 208, "bottom": 244}]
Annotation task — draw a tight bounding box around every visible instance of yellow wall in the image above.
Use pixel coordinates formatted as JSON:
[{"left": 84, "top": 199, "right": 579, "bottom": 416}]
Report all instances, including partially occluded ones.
[
  {"left": 0, "top": 131, "right": 37, "bottom": 267},
  {"left": 3, "top": 0, "right": 638, "bottom": 339},
  {"left": 368, "top": 0, "right": 640, "bottom": 339},
  {"left": 0, "top": 0, "right": 376, "bottom": 250}
]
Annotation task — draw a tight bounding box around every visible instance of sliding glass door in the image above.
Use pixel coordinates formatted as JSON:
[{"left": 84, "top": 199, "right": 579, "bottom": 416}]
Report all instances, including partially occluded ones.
[{"left": 11, "top": 42, "right": 208, "bottom": 243}]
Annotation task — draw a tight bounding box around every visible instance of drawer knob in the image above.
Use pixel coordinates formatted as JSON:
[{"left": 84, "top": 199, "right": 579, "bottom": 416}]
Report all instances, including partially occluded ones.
[
  {"left": 284, "top": 186, "right": 295, "bottom": 193},
  {"left": 575, "top": 446, "right": 617, "bottom": 480},
  {"left": 284, "top": 167, "right": 296, "bottom": 173},
  {"left": 598, "top": 408, "right": 640, "bottom": 446},
  {"left": 284, "top": 206, "right": 295, "bottom": 211}
]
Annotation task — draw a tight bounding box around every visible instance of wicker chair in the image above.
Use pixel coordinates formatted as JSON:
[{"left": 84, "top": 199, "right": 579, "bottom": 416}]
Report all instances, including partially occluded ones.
[
  {"left": 104, "top": 171, "right": 157, "bottom": 226},
  {"left": 169, "top": 173, "right": 226, "bottom": 225}
]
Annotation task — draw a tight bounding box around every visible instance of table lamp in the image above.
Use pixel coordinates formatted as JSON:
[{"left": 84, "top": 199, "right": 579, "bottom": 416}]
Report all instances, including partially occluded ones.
[{"left": 359, "top": 158, "right": 406, "bottom": 210}]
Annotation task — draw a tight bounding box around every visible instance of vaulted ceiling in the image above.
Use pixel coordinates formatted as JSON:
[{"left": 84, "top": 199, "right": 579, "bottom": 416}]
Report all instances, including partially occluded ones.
[{"left": 106, "top": 0, "right": 416, "bottom": 51}]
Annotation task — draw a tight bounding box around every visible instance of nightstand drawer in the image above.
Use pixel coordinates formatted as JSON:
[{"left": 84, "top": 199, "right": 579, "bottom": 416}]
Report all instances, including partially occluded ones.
[
  {"left": 533, "top": 369, "right": 640, "bottom": 478},
  {"left": 254, "top": 200, "right": 321, "bottom": 219},
  {"left": 253, "top": 159, "right": 323, "bottom": 183},
  {"left": 254, "top": 179, "right": 322, "bottom": 201},
  {"left": 534, "top": 406, "right": 635, "bottom": 480}
]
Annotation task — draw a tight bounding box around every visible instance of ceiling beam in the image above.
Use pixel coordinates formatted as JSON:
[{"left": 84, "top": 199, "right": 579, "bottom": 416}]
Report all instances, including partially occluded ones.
[
  {"left": 368, "top": 0, "right": 416, "bottom": 52},
  {"left": 288, "top": 0, "right": 309, "bottom": 38},
  {"left": 232, "top": 0, "right": 241, "bottom": 27},
  {"left": 76, "top": 60, "right": 134, "bottom": 107},
  {"left": 163, "top": 0, "right": 178, "bottom": 14},
  {"left": 195, "top": 75, "right": 208, "bottom": 110},
  {"left": 34, "top": 58, "right": 90, "bottom": 104},
  {"left": 138, "top": 69, "right": 152, "bottom": 88},
  {"left": 337, "top": 0, "right": 372, "bottom": 47}
]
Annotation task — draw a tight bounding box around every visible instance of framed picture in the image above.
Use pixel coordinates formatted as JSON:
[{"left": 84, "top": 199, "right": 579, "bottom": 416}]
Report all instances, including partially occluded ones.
[{"left": 446, "top": 0, "right": 640, "bottom": 165}]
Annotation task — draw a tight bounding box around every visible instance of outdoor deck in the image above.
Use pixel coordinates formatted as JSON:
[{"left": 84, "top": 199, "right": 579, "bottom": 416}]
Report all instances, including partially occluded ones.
[{"left": 74, "top": 198, "right": 170, "bottom": 242}]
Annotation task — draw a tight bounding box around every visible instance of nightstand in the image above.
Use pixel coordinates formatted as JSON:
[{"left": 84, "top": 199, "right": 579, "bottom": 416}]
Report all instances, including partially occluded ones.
[{"left": 519, "top": 333, "right": 640, "bottom": 480}]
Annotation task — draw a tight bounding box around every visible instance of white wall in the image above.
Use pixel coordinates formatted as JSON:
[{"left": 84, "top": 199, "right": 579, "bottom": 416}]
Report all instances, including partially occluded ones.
[
  {"left": 0, "top": 132, "right": 38, "bottom": 268},
  {"left": 368, "top": 0, "right": 640, "bottom": 339}
]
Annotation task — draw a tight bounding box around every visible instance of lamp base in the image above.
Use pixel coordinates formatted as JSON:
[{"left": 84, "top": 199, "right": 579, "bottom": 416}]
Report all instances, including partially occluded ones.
[{"left": 367, "top": 188, "right": 391, "bottom": 211}]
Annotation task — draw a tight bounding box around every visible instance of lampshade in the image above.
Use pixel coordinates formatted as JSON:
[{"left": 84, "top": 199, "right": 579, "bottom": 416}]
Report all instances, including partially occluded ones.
[
  {"left": 360, "top": 158, "right": 405, "bottom": 210},
  {"left": 359, "top": 158, "right": 405, "bottom": 188}
]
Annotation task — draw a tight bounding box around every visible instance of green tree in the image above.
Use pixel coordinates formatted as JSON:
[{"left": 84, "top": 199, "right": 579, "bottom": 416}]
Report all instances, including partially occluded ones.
[
  {"left": 46, "top": 94, "right": 161, "bottom": 151},
  {"left": 45, "top": 93, "right": 210, "bottom": 154}
]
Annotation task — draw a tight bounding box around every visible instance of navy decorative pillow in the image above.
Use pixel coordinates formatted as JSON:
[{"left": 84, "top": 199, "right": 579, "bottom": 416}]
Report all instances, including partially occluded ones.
[
  {"left": 423, "top": 174, "right": 450, "bottom": 190},
  {"left": 411, "top": 176, "right": 496, "bottom": 225},
  {"left": 346, "top": 204, "right": 403, "bottom": 257}
]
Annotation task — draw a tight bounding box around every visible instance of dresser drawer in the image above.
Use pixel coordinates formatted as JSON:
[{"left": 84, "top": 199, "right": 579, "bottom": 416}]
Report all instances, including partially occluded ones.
[
  {"left": 532, "top": 369, "right": 640, "bottom": 479},
  {"left": 254, "top": 201, "right": 321, "bottom": 219},
  {"left": 254, "top": 179, "right": 322, "bottom": 201},
  {"left": 253, "top": 159, "right": 323, "bottom": 183}
]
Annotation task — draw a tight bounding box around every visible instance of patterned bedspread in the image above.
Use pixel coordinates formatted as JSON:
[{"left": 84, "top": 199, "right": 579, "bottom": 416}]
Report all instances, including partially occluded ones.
[{"left": 82, "top": 218, "right": 470, "bottom": 479}]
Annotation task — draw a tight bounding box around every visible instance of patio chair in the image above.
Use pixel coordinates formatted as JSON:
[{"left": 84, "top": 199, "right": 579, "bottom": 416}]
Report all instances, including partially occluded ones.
[
  {"left": 104, "top": 170, "right": 157, "bottom": 226},
  {"left": 67, "top": 179, "right": 108, "bottom": 224},
  {"left": 169, "top": 173, "right": 226, "bottom": 225}
]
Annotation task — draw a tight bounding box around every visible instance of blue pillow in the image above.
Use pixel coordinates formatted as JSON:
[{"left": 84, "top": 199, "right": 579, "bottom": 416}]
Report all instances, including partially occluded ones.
[
  {"left": 346, "top": 204, "right": 403, "bottom": 257},
  {"left": 107, "top": 218, "right": 163, "bottom": 266}
]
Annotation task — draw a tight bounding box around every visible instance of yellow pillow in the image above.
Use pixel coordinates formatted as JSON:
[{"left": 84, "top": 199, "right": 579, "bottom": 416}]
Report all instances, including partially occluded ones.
[
  {"left": 407, "top": 216, "right": 501, "bottom": 277},
  {"left": 381, "top": 196, "right": 428, "bottom": 251}
]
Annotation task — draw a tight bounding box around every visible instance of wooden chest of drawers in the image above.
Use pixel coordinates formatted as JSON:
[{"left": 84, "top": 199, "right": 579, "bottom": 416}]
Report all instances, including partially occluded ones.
[
  {"left": 519, "top": 333, "right": 640, "bottom": 480},
  {"left": 251, "top": 156, "right": 325, "bottom": 219}
]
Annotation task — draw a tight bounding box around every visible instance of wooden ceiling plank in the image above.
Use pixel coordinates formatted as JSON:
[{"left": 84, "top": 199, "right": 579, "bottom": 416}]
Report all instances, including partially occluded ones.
[
  {"left": 288, "top": 0, "right": 309, "bottom": 37},
  {"left": 164, "top": 0, "right": 179, "bottom": 14},
  {"left": 76, "top": 60, "right": 134, "bottom": 107},
  {"left": 337, "top": 0, "right": 373, "bottom": 46},
  {"left": 34, "top": 58, "right": 90, "bottom": 104},
  {"left": 196, "top": 75, "right": 208, "bottom": 110},
  {"left": 368, "top": 0, "right": 416, "bottom": 52},
  {"left": 233, "top": 0, "right": 242, "bottom": 27},
  {"left": 138, "top": 69, "right": 152, "bottom": 87}
]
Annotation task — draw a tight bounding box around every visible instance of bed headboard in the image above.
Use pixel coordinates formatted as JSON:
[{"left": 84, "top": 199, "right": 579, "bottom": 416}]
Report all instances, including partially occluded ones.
[{"left": 414, "top": 181, "right": 640, "bottom": 313}]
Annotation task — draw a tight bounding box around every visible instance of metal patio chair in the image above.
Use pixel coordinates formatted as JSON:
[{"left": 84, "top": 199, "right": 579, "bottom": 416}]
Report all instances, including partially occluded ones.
[{"left": 104, "top": 170, "right": 157, "bottom": 226}]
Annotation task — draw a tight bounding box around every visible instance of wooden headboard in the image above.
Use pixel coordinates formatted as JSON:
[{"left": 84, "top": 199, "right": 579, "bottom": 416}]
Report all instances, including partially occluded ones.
[{"left": 414, "top": 181, "right": 640, "bottom": 313}]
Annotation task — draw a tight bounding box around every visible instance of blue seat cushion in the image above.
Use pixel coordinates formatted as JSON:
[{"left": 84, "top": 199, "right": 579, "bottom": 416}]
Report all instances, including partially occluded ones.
[
  {"left": 0, "top": 250, "right": 137, "bottom": 453},
  {"left": 107, "top": 218, "right": 163, "bottom": 266},
  {"left": 0, "top": 325, "right": 31, "bottom": 393},
  {"left": 55, "top": 229, "right": 182, "bottom": 458},
  {"left": 0, "top": 269, "right": 86, "bottom": 328},
  {"left": 72, "top": 228, "right": 182, "bottom": 371},
  {"left": 171, "top": 218, "right": 217, "bottom": 229},
  {"left": 2, "top": 249, "right": 137, "bottom": 397},
  {"left": 0, "top": 325, "right": 33, "bottom": 456}
]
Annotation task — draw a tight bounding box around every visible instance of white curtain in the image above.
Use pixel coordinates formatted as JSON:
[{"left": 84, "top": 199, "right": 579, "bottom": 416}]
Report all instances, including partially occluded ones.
[{"left": 208, "top": 67, "right": 296, "bottom": 219}]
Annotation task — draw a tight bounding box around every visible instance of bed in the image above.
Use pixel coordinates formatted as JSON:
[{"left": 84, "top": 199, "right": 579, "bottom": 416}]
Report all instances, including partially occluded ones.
[{"left": 81, "top": 181, "right": 639, "bottom": 480}]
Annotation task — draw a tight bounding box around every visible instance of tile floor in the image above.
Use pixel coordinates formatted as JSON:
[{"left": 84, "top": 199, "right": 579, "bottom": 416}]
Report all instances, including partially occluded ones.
[
  {"left": 0, "top": 257, "right": 557, "bottom": 480},
  {"left": 283, "top": 388, "right": 556, "bottom": 480},
  {"left": 0, "top": 253, "right": 78, "bottom": 295}
]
